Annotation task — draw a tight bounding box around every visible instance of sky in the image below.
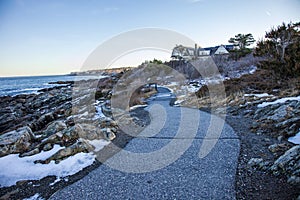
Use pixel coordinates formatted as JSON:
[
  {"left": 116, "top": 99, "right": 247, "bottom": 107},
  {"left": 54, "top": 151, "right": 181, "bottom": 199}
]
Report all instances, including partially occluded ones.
[{"left": 0, "top": 0, "right": 299, "bottom": 77}]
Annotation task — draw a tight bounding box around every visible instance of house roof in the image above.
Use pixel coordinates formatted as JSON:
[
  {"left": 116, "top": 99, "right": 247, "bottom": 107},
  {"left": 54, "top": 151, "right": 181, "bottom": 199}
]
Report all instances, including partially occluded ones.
[{"left": 171, "top": 44, "right": 233, "bottom": 59}]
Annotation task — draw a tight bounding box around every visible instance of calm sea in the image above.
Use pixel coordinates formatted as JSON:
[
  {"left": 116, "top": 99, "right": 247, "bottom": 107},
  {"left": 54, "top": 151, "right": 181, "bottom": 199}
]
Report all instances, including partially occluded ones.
[{"left": 0, "top": 75, "right": 101, "bottom": 97}]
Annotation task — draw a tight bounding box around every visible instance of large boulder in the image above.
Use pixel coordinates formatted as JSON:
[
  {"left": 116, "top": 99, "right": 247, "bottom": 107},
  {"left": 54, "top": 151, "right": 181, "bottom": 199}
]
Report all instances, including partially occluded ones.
[
  {"left": 0, "top": 126, "right": 35, "bottom": 157},
  {"left": 29, "top": 112, "right": 57, "bottom": 132},
  {"left": 43, "top": 120, "right": 67, "bottom": 137},
  {"left": 76, "top": 123, "right": 116, "bottom": 141},
  {"left": 266, "top": 104, "right": 288, "bottom": 121}
]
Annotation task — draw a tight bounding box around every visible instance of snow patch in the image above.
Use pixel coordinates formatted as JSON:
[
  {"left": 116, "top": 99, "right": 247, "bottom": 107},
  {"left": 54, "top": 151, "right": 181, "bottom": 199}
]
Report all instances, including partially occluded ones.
[
  {"left": 249, "top": 66, "right": 257, "bottom": 74},
  {"left": 129, "top": 104, "right": 147, "bottom": 111},
  {"left": 87, "top": 139, "right": 110, "bottom": 152},
  {"left": 158, "top": 85, "right": 174, "bottom": 93},
  {"left": 202, "top": 76, "right": 224, "bottom": 85},
  {"left": 288, "top": 130, "right": 300, "bottom": 145},
  {"left": 49, "top": 177, "right": 61, "bottom": 186},
  {"left": 166, "top": 82, "right": 178, "bottom": 87},
  {"left": 174, "top": 99, "right": 184, "bottom": 105},
  {"left": 94, "top": 101, "right": 106, "bottom": 119},
  {"left": 24, "top": 193, "right": 44, "bottom": 200},
  {"left": 155, "top": 93, "right": 172, "bottom": 98},
  {"left": 244, "top": 93, "right": 272, "bottom": 98},
  {"left": 257, "top": 96, "right": 300, "bottom": 108},
  {"left": 187, "top": 85, "right": 200, "bottom": 93},
  {"left": 0, "top": 145, "right": 95, "bottom": 187}
]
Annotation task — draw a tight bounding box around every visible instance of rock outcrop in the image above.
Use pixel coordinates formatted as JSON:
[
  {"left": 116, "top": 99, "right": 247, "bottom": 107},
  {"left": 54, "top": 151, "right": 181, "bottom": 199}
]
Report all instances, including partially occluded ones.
[
  {"left": 271, "top": 145, "right": 300, "bottom": 184},
  {"left": 0, "top": 126, "right": 35, "bottom": 157},
  {"left": 0, "top": 74, "right": 123, "bottom": 164}
]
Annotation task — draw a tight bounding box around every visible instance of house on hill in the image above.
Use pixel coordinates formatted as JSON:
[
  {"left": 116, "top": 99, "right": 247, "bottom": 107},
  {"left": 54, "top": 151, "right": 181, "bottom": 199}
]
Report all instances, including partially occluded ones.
[
  {"left": 198, "top": 48, "right": 211, "bottom": 56},
  {"left": 171, "top": 45, "right": 196, "bottom": 60},
  {"left": 171, "top": 44, "right": 234, "bottom": 60}
]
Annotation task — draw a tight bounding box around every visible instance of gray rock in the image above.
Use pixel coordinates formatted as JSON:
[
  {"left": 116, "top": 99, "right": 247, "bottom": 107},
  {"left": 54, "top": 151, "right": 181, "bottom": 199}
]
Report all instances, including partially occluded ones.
[
  {"left": 59, "top": 125, "right": 80, "bottom": 145},
  {"left": 275, "top": 117, "right": 300, "bottom": 129},
  {"left": 254, "top": 104, "right": 279, "bottom": 119},
  {"left": 287, "top": 175, "right": 300, "bottom": 185},
  {"left": 20, "top": 148, "right": 40, "bottom": 157},
  {"left": 266, "top": 104, "right": 288, "bottom": 121},
  {"left": 76, "top": 123, "right": 100, "bottom": 140},
  {"left": 271, "top": 145, "right": 300, "bottom": 171},
  {"left": 43, "top": 143, "right": 54, "bottom": 151},
  {"left": 0, "top": 113, "right": 17, "bottom": 133},
  {"left": 76, "top": 123, "right": 116, "bottom": 141},
  {"left": 103, "top": 128, "right": 116, "bottom": 141},
  {"left": 277, "top": 135, "right": 284, "bottom": 142},
  {"left": 268, "top": 143, "right": 289, "bottom": 153},
  {"left": 247, "top": 158, "right": 269, "bottom": 170},
  {"left": 0, "top": 126, "right": 35, "bottom": 157},
  {"left": 43, "top": 120, "right": 67, "bottom": 137},
  {"left": 30, "top": 112, "right": 57, "bottom": 132},
  {"left": 270, "top": 145, "right": 300, "bottom": 183}
]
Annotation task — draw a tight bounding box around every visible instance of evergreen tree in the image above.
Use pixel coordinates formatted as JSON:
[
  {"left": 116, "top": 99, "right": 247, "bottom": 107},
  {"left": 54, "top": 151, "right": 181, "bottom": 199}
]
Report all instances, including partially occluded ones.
[
  {"left": 228, "top": 33, "right": 255, "bottom": 59},
  {"left": 228, "top": 33, "right": 255, "bottom": 49}
]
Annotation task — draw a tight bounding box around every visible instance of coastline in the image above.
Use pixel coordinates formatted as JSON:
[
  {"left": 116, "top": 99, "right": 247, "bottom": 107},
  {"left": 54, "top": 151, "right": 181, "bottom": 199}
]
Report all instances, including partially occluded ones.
[
  {"left": 0, "top": 71, "right": 153, "bottom": 199},
  {"left": 0, "top": 69, "right": 299, "bottom": 199}
]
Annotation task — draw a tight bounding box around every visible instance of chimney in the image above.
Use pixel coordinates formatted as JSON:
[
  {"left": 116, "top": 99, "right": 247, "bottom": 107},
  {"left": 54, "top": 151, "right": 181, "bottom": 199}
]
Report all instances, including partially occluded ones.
[{"left": 194, "top": 43, "right": 198, "bottom": 58}]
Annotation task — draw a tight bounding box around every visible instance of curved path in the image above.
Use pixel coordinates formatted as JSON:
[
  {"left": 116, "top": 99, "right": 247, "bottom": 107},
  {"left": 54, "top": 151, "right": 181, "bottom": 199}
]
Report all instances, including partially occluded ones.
[{"left": 51, "top": 88, "right": 240, "bottom": 199}]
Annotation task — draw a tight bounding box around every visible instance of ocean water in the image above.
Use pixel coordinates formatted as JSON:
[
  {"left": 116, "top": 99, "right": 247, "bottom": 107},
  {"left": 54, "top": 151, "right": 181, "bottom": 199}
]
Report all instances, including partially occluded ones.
[{"left": 0, "top": 75, "right": 101, "bottom": 97}]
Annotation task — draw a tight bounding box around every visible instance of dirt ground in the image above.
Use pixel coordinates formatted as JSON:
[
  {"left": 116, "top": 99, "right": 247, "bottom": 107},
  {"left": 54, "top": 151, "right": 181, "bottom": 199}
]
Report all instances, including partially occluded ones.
[{"left": 226, "top": 106, "right": 300, "bottom": 200}]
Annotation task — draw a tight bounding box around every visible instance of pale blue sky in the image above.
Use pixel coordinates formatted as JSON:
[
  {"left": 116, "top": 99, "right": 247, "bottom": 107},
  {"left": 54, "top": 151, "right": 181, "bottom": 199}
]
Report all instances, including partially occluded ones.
[{"left": 0, "top": 0, "right": 299, "bottom": 76}]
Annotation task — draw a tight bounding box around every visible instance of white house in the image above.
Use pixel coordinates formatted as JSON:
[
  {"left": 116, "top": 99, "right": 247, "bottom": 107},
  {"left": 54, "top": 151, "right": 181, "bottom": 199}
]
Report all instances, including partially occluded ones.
[
  {"left": 171, "top": 45, "right": 196, "bottom": 60},
  {"left": 198, "top": 48, "right": 211, "bottom": 56},
  {"left": 171, "top": 44, "right": 232, "bottom": 60}
]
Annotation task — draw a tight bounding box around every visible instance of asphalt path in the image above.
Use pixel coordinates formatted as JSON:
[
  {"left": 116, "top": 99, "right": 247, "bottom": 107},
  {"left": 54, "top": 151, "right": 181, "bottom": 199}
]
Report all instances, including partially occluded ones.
[{"left": 51, "top": 87, "right": 240, "bottom": 199}]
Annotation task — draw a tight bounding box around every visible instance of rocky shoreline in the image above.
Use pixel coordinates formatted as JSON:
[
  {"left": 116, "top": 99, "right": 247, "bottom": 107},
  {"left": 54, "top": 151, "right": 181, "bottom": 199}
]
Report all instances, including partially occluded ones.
[
  {"left": 0, "top": 67, "right": 300, "bottom": 199},
  {"left": 0, "top": 71, "right": 154, "bottom": 199}
]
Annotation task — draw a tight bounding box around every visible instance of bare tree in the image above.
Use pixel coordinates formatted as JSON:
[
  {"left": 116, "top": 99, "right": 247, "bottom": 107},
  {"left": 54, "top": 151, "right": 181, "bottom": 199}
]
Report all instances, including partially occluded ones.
[{"left": 266, "top": 22, "right": 299, "bottom": 62}]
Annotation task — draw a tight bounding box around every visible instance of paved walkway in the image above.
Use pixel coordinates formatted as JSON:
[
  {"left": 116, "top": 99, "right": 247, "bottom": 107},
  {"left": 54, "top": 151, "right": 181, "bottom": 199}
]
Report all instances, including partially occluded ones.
[{"left": 51, "top": 88, "right": 240, "bottom": 199}]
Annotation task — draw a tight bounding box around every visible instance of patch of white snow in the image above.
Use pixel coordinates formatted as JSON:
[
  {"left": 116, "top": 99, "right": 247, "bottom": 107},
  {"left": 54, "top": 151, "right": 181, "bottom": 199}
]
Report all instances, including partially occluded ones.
[
  {"left": 288, "top": 130, "right": 300, "bottom": 145},
  {"left": 129, "top": 104, "right": 147, "bottom": 111},
  {"left": 94, "top": 101, "right": 106, "bottom": 119},
  {"left": 24, "top": 193, "right": 44, "bottom": 200},
  {"left": 249, "top": 66, "right": 257, "bottom": 74},
  {"left": 49, "top": 177, "right": 61, "bottom": 186},
  {"left": 0, "top": 145, "right": 95, "bottom": 187},
  {"left": 244, "top": 93, "right": 272, "bottom": 98},
  {"left": 257, "top": 96, "right": 300, "bottom": 108},
  {"left": 187, "top": 85, "right": 200, "bottom": 93},
  {"left": 87, "top": 139, "right": 110, "bottom": 152}
]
